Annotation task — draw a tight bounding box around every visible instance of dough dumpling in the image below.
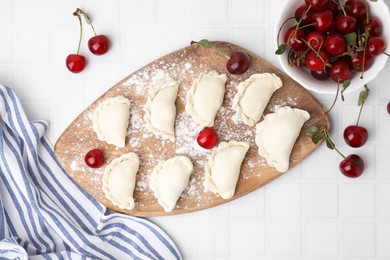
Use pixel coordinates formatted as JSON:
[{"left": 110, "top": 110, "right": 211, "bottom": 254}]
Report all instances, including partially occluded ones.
[
  {"left": 233, "top": 73, "right": 282, "bottom": 126},
  {"left": 143, "top": 81, "right": 179, "bottom": 141},
  {"left": 186, "top": 71, "right": 227, "bottom": 127},
  {"left": 151, "top": 156, "right": 193, "bottom": 212},
  {"left": 93, "top": 96, "right": 131, "bottom": 147},
  {"left": 102, "top": 152, "right": 139, "bottom": 210},
  {"left": 205, "top": 141, "right": 250, "bottom": 199},
  {"left": 255, "top": 106, "right": 310, "bottom": 173}
]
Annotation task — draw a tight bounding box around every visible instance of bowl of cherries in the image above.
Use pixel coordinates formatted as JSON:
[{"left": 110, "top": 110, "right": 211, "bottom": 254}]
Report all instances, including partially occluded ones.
[{"left": 275, "top": 0, "right": 390, "bottom": 94}]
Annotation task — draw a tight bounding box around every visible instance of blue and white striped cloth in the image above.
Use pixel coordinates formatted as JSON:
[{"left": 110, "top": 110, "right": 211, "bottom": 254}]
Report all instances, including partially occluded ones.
[{"left": 0, "top": 84, "right": 181, "bottom": 259}]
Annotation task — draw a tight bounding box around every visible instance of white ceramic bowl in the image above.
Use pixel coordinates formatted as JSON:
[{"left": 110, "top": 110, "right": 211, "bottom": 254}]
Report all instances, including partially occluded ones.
[{"left": 275, "top": 0, "right": 390, "bottom": 94}]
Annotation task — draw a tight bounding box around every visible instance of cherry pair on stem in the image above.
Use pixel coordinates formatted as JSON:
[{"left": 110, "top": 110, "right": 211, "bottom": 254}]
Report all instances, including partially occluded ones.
[
  {"left": 309, "top": 85, "right": 369, "bottom": 178},
  {"left": 66, "top": 8, "right": 110, "bottom": 73}
]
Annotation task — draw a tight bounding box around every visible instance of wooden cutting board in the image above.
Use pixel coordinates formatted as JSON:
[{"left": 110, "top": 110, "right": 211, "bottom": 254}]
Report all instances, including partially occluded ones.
[{"left": 54, "top": 41, "right": 330, "bottom": 217}]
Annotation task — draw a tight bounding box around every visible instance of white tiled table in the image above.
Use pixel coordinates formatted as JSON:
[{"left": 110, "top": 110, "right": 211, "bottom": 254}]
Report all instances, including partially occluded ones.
[{"left": 1, "top": 0, "right": 390, "bottom": 259}]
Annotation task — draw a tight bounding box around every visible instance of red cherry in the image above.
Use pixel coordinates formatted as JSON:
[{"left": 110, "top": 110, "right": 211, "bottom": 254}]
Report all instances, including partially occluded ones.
[
  {"left": 84, "top": 149, "right": 105, "bottom": 168},
  {"left": 306, "top": 31, "right": 326, "bottom": 51},
  {"left": 387, "top": 102, "right": 390, "bottom": 114},
  {"left": 339, "top": 154, "right": 364, "bottom": 178},
  {"left": 311, "top": 69, "right": 330, "bottom": 80},
  {"left": 305, "top": 0, "right": 329, "bottom": 11},
  {"left": 66, "top": 54, "right": 86, "bottom": 73},
  {"left": 367, "top": 36, "right": 386, "bottom": 56},
  {"left": 330, "top": 60, "right": 352, "bottom": 83},
  {"left": 312, "top": 10, "right": 334, "bottom": 33},
  {"left": 328, "top": 0, "right": 339, "bottom": 12},
  {"left": 350, "top": 52, "right": 374, "bottom": 72},
  {"left": 289, "top": 47, "right": 307, "bottom": 67},
  {"left": 88, "top": 35, "right": 110, "bottom": 55},
  {"left": 295, "top": 5, "right": 313, "bottom": 25},
  {"left": 305, "top": 49, "right": 330, "bottom": 71},
  {"left": 345, "top": 0, "right": 368, "bottom": 21},
  {"left": 360, "top": 16, "right": 383, "bottom": 36},
  {"left": 336, "top": 15, "right": 357, "bottom": 34},
  {"left": 226, "top": 50, "right": 251, "bottom": 75},
  {"left": 343, "top": 125, "right": 368, "bottom": 148},
  {"left": 196, "top": 127, "right": 218, "bottom": 149},
  {"left": 325, "top": 34, "right": 347, "bottom": 56},
  {"left": 284, "top": 26, "right": 306, "bottom": 49}
]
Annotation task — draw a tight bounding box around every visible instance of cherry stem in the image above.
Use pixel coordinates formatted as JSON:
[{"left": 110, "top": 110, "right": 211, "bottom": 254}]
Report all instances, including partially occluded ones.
[
  {"left": 356, "top": 85, "right": 369, "bottom": 126},
  {"left": 365, "top": 0, "right": 370, "bottom": 24},
  {"left": 297, "top": 23, "right": 315, "bottom": 30},
  {"left": 276, "top": 17, "right": 295, "bottom": 47},
  {"left": 338, "top": 0, "right": 347, "bottom": 16},
  {"left": 383, "top": 51, "right": 390, "bottom": 57},
  {"left": 295, "top": 5, "right": 312, "bottom": 30},
  {"left": 360, "top": 33, "right": 369, "bottom": 79},
  {"left": 325, "top": 78, "right": 340, "bottom": 114},
  {"left": 334, "top": 146, "right": 346, "bottom": 159},
  {"left": 356, "top": 100, "right": 364, "bottom": 126},
  {"left": 323, "top": 129, "right": 346, "bottom": 159},
  {"left": 76, "top": 8, "right": 97, "bottom": 36},
  {"left": 73, "top": 11, "right": 83, "bottom": 55}
]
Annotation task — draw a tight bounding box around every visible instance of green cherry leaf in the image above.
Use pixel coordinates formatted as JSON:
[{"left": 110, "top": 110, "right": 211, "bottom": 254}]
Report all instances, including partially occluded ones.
[
  {"left": 358, "top": 88, "right": 369, "bottom": 106},
  {"left": 325, "top": 136, "right": 335, "bottom": 150},
  {"left": 312, "top": 131, "right": 325, "bottom": 144},
  {"left": 369, "top": 0, "right": 377, "bottom": 2},
  {"left": 198, "top": 39, "right": 212, "bottom": 48},
  {"left": 275, "top": 44, "right": 287, "bottom": 55},
  {"left": 306, "top": 126, "right": 319, "bottom": 134},
  {"left": 344, "top": 32, "right": 357, "bottom": 46}
]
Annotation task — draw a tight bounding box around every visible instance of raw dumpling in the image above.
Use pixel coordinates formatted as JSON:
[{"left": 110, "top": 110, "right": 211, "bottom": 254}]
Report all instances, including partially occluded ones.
[
  {"left": 93, "top": 96, "right": 131, "bottom": 147},
  {"left": 102, "top": 152, "right": 139, "bottom": 210},
  {"left": 233, "top": 73, "right": 283, "bottom": 126},
  {"left": 151, "top": 156, "right": 193, "bottom": 212},
  {"left": 205, "top": 141, "right": 250, "bottom": 199},
  {"left": 186, "top": 70, "right": 227, "bottom": 127},
  {"left": 143, "top": 81, "right": 179, "bottom": 141},
  {"left": 255, "top": 106, "right": 310, "bottom": 173}
]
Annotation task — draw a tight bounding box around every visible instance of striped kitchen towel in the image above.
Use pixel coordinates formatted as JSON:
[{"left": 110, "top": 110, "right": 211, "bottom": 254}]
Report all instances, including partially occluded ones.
[{"left": 0, "top": 84, "right": 181, "bottom": 260}]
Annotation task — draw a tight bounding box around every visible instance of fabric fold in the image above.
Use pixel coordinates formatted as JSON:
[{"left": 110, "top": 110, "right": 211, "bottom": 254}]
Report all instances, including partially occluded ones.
[{"left": 0, "top": 84, "right": 181, "bottom": 260}]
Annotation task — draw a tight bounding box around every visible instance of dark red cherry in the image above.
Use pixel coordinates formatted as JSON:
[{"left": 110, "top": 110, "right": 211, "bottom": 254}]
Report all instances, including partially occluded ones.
[
  {"left": 311, "top": 69, "right": 330, "bottom": 80},
  {"left": 343, "top": 125, "right": 368, "bottom": 148},
  {"left": 197, "top": 127, "right": 218, "bottom": 149},
  {"left": 336, "top": 15, "right": 357, "bottom": 34},
  {"left": 84, "top": 149, "right": 105, "bottom": 168},
  {"left": 305, "top": 0, "right": 329, "bottom": 11},
  {"left": 312, "top": 10, "right": 334, "bottom": 33},
  {"left": 345, "top": 0, "right": 368, "bottom": 21},
  {"left": 325, "top": 34, "right": 347, "bottom": 56},
  {"left": 387, "top": 102, "right": 390, "bottom": 114},
  {"left": 284, "top": 26, "right": 306, "bottom": 49},
  {"left": 360, "top": 16, "right": 383, "bottom": 36},
  {"left": 226, "top": 50, "right": 251, "bottom": 75},
  {"left": 350, "top": 52, "right": 374, "bottom": 72},
  {"left": 305, "top": 49, "right": 330, "bottom": 71},
  {"left": 339, "top": 154, "right": 364, "bottom": 178},
  {"left": 330, "top": 60, "right": 352, "bottom": 83},
  {"left": 66, "top": 54, "right": 86, "bottom": 73},
  {"left": 295, "top": 5, "right": 313, "bottom": 25},
  {"left": 306, "top": 31, "right": 326, "bottom": 51},
  {"left": 88, "top": 35, "right": 110, "bottom": 55},
  {"left": 367, "top": 36, "right": 386, "bottom": 56}
]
